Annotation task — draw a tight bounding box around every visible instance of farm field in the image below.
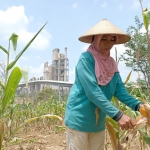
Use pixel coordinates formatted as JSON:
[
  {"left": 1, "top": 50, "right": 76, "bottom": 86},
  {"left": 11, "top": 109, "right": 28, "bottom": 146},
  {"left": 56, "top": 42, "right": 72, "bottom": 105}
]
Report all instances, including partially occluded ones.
[{"left": 1, "top": 86, "right": 150, "bottom": 150}]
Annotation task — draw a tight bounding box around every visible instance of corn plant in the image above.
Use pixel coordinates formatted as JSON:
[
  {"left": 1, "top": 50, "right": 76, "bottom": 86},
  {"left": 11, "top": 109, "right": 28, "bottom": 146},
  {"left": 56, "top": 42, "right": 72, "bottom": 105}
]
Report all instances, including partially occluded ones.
[
  {"left": 106, "top": 47, "right": 150, "bottom": 149},
  {"left": 0, "top": 22, "right": 47, "bottom": 149},
  {"left": 106, "top": 74, "right": 150, "bottom": 149},
  {"left": 139, "top": 0, "right": 150, "bottom": 65}
]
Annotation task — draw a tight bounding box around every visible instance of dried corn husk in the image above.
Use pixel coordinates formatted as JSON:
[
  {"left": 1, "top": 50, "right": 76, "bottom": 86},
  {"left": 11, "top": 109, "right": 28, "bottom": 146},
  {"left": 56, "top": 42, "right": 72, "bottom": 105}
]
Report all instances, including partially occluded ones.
[{"left": 135, "top": 116, "right": 147, "bottom": 129}]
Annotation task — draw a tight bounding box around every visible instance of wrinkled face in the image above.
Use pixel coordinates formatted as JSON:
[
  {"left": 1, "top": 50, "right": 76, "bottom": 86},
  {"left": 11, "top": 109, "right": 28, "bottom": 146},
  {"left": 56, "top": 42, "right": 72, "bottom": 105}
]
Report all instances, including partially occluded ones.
[{"left": 99, "top": 35, "right": 116, "bottom": 54}]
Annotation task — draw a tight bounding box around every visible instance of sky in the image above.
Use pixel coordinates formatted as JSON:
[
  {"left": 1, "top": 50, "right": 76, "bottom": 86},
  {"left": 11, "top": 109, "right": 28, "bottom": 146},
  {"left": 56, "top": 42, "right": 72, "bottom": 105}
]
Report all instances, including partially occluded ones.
[{"left": 0, "top": 0, "right": 150, "bottom": 83}]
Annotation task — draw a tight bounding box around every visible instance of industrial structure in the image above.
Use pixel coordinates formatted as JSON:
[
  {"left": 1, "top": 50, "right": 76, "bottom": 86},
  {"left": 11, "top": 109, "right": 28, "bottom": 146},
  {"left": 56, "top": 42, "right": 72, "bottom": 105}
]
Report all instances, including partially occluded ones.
[
  {"left": 43, "top": 47, "right": 69, "bottom": 81},
  {"left": 17, "top": 47, "right": 72, "bottom": 99}
]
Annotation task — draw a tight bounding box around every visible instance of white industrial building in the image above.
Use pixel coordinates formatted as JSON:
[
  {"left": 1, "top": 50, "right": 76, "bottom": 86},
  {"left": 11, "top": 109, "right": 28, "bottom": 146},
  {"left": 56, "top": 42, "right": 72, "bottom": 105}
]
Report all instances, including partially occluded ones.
[
  {"left": 43, "top": 47, "right": 69, "bottom": 81},
  {"left": 18, "top": 47, "right": 72, "bottom": 97}
]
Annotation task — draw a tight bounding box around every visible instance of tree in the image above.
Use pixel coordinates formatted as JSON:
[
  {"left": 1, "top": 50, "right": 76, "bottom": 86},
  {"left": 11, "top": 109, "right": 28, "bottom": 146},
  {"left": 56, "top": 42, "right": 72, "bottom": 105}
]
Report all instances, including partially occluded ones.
[{"left": 121, "top": 16, "right": 150, "bottom": 89}]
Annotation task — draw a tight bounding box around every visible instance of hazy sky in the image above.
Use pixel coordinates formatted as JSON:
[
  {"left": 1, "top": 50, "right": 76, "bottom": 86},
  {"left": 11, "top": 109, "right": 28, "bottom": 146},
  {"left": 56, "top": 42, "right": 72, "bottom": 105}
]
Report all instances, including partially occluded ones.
[{"left": 0, "top": 0, "right": 150, "bottom": 83}]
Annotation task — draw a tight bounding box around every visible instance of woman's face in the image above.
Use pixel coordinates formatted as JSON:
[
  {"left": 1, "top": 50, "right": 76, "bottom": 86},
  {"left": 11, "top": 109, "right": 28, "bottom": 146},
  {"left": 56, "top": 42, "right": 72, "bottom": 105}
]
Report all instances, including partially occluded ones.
[{"left": 99, "top": 35, "right": 116, "bottom": 54}]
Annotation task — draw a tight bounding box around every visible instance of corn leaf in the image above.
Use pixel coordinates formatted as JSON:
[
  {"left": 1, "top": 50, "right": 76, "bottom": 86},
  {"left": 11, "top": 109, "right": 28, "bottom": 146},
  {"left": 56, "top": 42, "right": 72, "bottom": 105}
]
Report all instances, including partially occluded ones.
[
  {"left": 7, "top": 22, "right": 47, "bottom": 71},
  {"left": 112, "top": 96, "right": 119, "bottom": 108},
  {"left": 6, "top": 114, "right": 63, "bottom": 142},
  {"left": 106, "top": 118, "right": 118, "bottom": 150},
  {"left": 124, "top": 71, "right": 132, "bottom": 85},
  {"left": 1, "top": 67, "right": 22, "bottom": 115},
  {"left": 0, "top": 82, "right": 5, "bottom": 91},
  {"left": 95, "top": 107, "right": 100, "bottom": 125},
  {"left": 9, "top": 33, "right": 18, "bottom": 52},
  {"left": 107, "top": 117, "right": 118, "bottom": 130},
  {"left": 0, "top": 45, "right": 8, "bottom": 54},
  {"left": 20, "top": 68, "right": 28, "bottom": 87},
  {"left": 142, "top": 8, "right": 150, "bottom": 30},
  {"left": 139, "top": 128, "right": 150, "bottom": 146}
]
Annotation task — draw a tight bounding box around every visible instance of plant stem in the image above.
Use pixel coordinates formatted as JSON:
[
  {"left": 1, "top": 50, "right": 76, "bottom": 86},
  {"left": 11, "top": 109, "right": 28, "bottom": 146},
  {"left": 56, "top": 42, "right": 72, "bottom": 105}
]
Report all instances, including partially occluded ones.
[{"left": 4, "top": 40, "right": 10, "bottom": 87}]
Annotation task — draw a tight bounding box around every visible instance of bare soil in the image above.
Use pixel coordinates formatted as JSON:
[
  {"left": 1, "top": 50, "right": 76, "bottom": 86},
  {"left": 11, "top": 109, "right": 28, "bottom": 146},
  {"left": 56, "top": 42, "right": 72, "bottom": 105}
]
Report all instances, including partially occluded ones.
[
  {"left": 3, "top": 128, "right": 146, "bottom": 150},
  {"left": 4, "top": 129, "right": 66, "bottom": 150}
]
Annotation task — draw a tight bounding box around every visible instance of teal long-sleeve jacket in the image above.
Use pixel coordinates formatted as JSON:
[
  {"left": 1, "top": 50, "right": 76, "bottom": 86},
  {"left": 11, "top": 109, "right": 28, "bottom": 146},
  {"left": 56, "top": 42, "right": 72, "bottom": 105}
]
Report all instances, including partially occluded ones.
[{"left": 64, "top": 51, "right": 141, "bottom": 132}]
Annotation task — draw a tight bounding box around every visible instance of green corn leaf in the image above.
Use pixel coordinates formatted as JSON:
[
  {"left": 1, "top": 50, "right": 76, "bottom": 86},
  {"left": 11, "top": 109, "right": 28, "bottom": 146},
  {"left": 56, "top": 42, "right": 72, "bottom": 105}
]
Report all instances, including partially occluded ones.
[
  {"left": 139, "top": 128, "right": 150, "bottom": 146},
  {"left": 0, "top": 82, "right": 5, "bottom": 91},
  {"left": 112, "top": 96, "right": 119, "bottom": 108},
  {"left": 1, "top": 67, "right": 22, "bottom": 115},
  {"left": 7, "top": 22, "right": 48, "bottom": 71},
  {"left": 9, "top": 33, "right": 19, "bottom": 52},
  {"left": 142, "top": 8, "right": 150, "bottom": 30},
  {"left": 20, "top": 68, "right": 28, "bottom": 87},
  {"left": 0, "top": 45, "right": 8, "bottom": 54}
]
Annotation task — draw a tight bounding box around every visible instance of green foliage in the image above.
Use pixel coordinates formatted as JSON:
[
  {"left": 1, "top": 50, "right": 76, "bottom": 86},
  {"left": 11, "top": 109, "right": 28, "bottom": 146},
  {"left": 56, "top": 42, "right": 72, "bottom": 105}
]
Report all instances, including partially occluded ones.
[
  {"left": 139, "top": 128, "right": 150, "bottom": 146},
  {"left": 1, "top": 67, "right": 22, "bottom": 116},
  {"left": 0, "top": 22, "right": 47, "bottom": 149},
  {"left": 142, "top": 8, "right": 150, "bottom": 30},
  {"left": 7, "top": 22, "right": 47, "bottom": 71},
  {"left": 36, "top": 87, "right": 57, "bottom": 101},
  {"left": 9, "top": 33, "right": 19, "bottom": 52},
  {"left": 120, "top": 16, "right": 150, "bottom": 89}
]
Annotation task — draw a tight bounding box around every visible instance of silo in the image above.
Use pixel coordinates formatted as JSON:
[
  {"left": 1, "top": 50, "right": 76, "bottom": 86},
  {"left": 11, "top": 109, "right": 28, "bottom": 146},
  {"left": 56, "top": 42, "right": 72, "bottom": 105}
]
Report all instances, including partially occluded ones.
[
  {"left": 48, "top": 65, "right": 53, "bottom": 80},
  {"left": 52, "top": 48, "right": 59, "bottom": 61},
  {"left": 43, "top": 62, "right": 49, "bottom": 80},
  {"left": 64, "top": 47, "right": 68, "bottom": 81}
]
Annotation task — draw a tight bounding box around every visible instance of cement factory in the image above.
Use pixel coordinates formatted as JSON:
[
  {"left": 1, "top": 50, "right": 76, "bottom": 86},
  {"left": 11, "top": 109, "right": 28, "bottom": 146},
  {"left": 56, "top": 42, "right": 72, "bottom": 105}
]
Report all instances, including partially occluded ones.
[{"left": 18, "top": 47, "right": 73, "bottom": 99}]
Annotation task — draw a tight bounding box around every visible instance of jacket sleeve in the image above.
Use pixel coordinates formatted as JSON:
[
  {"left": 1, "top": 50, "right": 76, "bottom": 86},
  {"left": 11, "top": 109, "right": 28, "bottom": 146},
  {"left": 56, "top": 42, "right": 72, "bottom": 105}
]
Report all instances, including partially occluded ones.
[
  {"left": 76, "top": 57, "right": 122, "bottom": 120},
  {"left": 114, "top": 73, "right": 141, "bottom": 111}
]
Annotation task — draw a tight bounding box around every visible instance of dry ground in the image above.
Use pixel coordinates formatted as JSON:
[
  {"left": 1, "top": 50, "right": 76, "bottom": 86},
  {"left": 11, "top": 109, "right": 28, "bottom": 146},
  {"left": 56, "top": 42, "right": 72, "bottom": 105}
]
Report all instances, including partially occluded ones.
[
  {"left": 4, "top": 129, "right": 66, "bottom": 150},
  {"left": 3, "top": 128, "right": 146, "bottom": 150}
]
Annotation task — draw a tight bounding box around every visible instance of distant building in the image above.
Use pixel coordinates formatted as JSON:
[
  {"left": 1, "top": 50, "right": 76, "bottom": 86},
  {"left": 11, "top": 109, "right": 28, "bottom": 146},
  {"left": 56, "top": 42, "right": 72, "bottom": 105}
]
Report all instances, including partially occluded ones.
[
  {"left": 43, "top": 47, "right": 69, "bottom": 81},
  {"left": 18, "top": 47, "right": 72, "bottom": 97}
]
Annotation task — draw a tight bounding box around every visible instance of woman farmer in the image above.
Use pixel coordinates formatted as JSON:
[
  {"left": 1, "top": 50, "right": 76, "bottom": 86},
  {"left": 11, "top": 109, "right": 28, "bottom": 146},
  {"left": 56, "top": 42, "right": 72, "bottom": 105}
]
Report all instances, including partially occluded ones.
[{"left": 64, "top": 19, "right": 141, "bottom": 150}]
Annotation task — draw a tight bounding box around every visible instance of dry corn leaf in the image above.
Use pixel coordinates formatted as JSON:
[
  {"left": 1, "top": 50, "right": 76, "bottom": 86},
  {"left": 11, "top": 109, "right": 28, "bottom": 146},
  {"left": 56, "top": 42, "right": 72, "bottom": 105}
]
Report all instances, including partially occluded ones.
[
  {"left": 106, "top": 119, "right": 118, "bottom": 150},
  {"left": 135, "top": 116, "right": 147, "bottom": 129},
  {"left": 95, "top": 107, "right": 100, "bottom": 126}
]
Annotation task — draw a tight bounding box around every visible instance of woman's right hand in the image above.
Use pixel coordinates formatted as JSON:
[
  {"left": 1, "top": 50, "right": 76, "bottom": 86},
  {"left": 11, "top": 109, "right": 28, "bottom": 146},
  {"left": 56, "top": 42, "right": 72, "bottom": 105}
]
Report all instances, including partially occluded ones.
[{"left": 117, "top": 114, "right": 135, "bottom": 130}]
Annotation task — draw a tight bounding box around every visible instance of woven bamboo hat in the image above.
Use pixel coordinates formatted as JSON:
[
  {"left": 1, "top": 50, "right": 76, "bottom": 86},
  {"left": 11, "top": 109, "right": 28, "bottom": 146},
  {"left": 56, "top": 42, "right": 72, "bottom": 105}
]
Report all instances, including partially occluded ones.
[{"left": 78, "top": 19, "right": 131, "bottom": 44}]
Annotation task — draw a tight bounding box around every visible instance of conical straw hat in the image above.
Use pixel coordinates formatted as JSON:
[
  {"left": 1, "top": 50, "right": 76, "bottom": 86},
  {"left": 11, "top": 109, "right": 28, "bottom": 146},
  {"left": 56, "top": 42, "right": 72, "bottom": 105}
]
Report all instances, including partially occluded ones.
[{"left": 78, "top": 19, "right": 131, "bottom": 44}]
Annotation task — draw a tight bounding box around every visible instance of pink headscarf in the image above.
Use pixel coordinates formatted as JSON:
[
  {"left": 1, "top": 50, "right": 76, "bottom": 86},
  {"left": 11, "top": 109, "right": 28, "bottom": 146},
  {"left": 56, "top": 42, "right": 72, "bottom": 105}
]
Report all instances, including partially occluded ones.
[{"left": 88, "top": 35, "right": 119, "bottom": 86}]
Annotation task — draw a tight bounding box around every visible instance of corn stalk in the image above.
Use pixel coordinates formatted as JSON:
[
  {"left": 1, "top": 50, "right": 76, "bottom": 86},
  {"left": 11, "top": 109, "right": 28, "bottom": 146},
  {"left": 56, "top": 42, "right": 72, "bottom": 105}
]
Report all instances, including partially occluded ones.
[{"left": 0, "top": 22, "right": 47, "bottom": 149}]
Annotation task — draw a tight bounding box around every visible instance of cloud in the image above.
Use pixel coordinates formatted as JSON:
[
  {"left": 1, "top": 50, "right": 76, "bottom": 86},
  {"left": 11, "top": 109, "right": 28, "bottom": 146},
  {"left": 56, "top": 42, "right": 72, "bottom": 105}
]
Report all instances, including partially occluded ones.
[
  {"left": 29, "top": 15, "right": 34, "bottom": 21},
  {"left": 140, "top": 26, "right": 147, "bottom": 33},
  {"left": 0, "top": 6, "right": 51, "bottom": 50},
  {"left": 72, "top": 3, "right": 78, "bottom": 8},
  {"left": 118, "top": 4, "right": 124, "bottom": 10},
  {"left": 101, "top": 2, "right": 107, "bottom": 8},
  {"left": 110, "top": 44, "right": 138, "bottom": 82},
  {"left": 110, "top": 44, "right": 126, "bottom": 59},
  {"left": 17, "top": 28, "right": 51, "bottom": 51}
]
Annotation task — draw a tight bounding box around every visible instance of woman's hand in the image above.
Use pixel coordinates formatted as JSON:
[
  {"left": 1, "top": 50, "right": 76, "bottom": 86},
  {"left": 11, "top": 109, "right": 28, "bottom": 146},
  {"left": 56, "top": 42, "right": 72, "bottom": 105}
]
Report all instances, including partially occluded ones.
[{"left": 117, "top": 114, "right": 135, "bottom": 130}]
